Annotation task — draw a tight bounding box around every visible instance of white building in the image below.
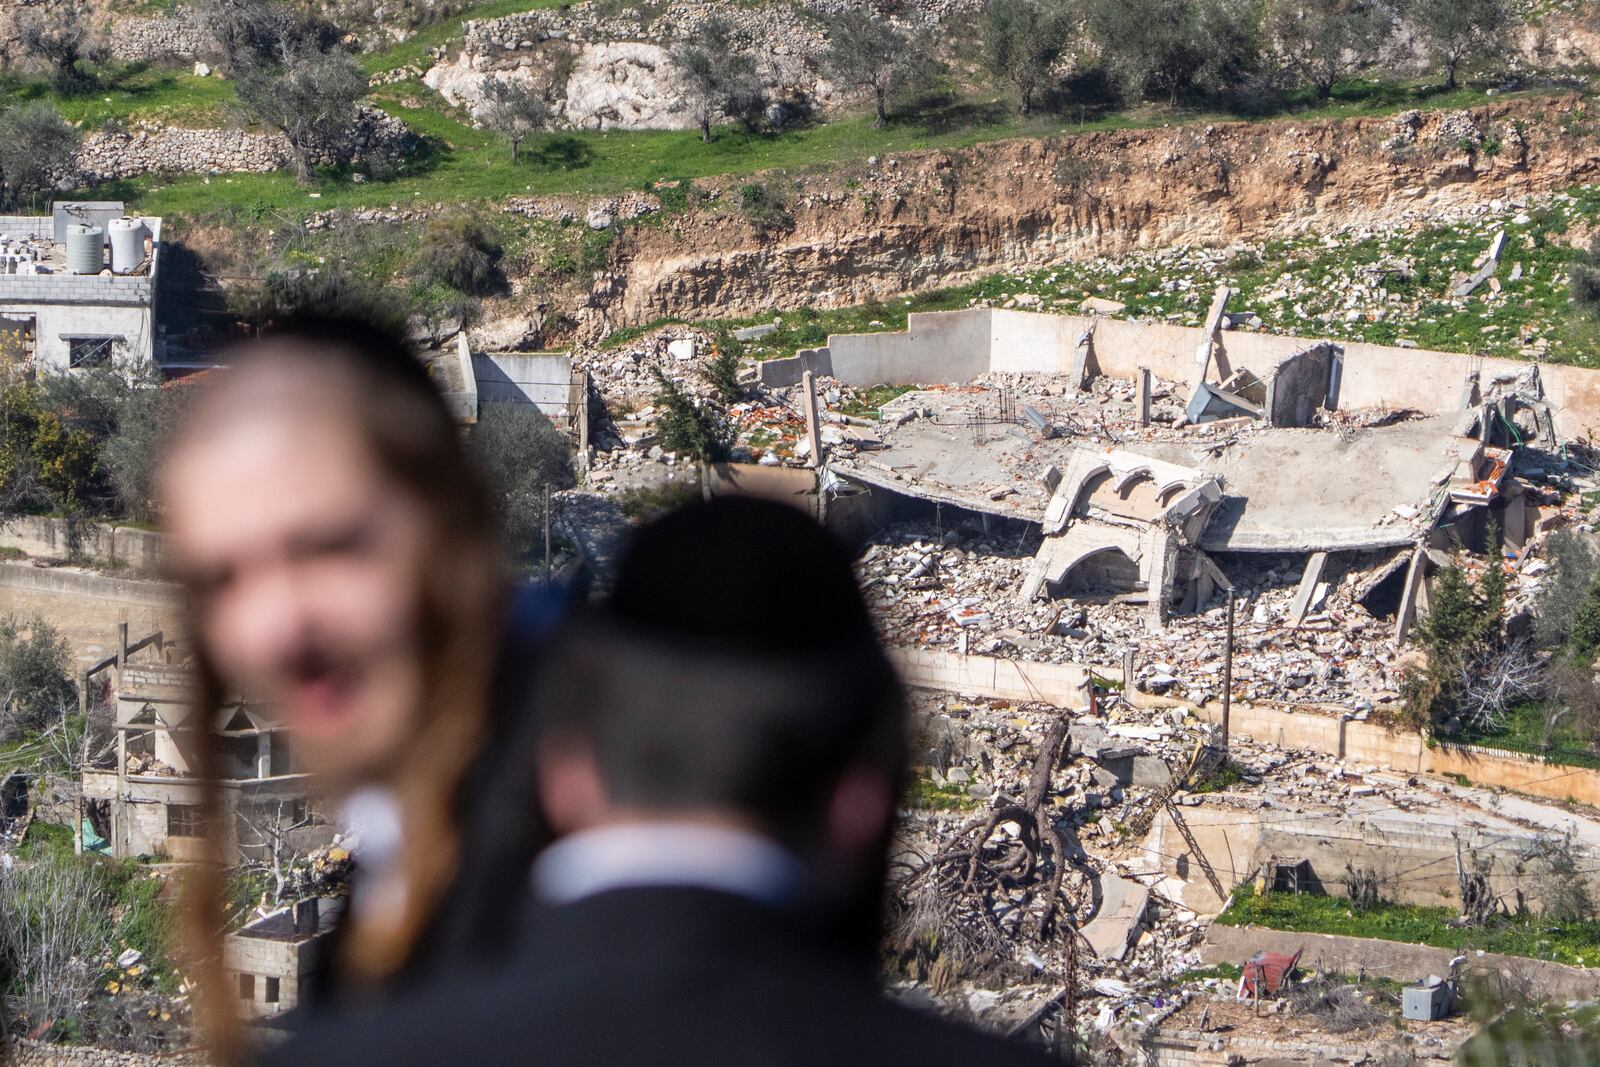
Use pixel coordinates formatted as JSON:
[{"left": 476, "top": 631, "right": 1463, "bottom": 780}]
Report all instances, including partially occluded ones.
[{"left": 0, "top": 201, "right": 162, "bottom": 375}]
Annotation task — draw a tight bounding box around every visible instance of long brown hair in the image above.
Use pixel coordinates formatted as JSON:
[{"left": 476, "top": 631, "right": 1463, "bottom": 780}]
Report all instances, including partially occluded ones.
[{"left": 173, "top": 312, "right": 505, "bottom": 1062}]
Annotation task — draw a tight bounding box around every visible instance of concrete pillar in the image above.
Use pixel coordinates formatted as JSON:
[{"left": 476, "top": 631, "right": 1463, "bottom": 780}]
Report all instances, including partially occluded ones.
[
  {"left": 256, "top": 732, "right": 271, "bottom": 779},
  {"left": 1393, "top": 542, "right": 1428, "bottom": 647},
  {"left": 801, "top": 371, "right": 822, "bottom": 470},
  {"left": 1137, "top": 368, "right": 1151, "bottom": 427},
  {"left": 1287, "top": 551, "right": 1329, "bottom": 627}
]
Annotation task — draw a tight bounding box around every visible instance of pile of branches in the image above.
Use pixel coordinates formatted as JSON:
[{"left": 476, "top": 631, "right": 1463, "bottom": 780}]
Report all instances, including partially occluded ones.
[{"left": 889, "top": 717, "right": 1086, "bottom": 987}]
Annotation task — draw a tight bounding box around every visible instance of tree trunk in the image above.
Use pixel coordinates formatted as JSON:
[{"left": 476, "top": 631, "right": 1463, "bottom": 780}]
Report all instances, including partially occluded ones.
[
  {"left": 291, "top": 147, "right": 313, "bottom": 186},
  {"left": 1445, "top": 56, "right": 1459, "bottom": 91},
  {"left": 875, "top": 86, "right": 888, "bottom": 128},
  {"left": 700, "top": 119, "right": 712, "bottom": 143}
]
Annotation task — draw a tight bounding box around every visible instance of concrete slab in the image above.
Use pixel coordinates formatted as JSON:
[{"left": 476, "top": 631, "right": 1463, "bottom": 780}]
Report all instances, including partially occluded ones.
[{"left": 1082, "top": 872, "right": 1149, "bottom": 961}]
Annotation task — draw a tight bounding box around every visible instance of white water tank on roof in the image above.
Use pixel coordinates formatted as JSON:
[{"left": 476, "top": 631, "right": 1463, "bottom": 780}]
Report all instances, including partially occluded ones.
[
  {"left": 108, "top": 217, "right": 147, "bottom": 274},
  {"left": 66, "top": 224, "right": 104, "bottom": 275}
]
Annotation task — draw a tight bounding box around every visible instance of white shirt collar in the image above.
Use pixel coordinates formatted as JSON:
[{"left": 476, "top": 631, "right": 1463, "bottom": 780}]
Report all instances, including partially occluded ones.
[{"left": 532, "top": 822, "right": 809, "bottom": 909}]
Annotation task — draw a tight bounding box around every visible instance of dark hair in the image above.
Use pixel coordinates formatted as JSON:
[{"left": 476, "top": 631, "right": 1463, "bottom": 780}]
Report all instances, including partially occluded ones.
[
  {"left": 540, "top": 497, "right": 905, "bottom": 847},
  {"left": 180, "top": 307, "right": 506, "bottom": 1059}
]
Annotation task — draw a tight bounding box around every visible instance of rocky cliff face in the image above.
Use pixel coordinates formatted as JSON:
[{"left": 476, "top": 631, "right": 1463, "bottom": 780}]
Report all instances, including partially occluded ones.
[{"left": 581, "top": 97, "right": 1600, "bottom": 337}]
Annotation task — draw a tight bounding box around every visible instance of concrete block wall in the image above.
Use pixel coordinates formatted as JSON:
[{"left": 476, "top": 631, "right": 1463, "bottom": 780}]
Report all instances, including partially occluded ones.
[
  {"left": 892, "top": 646, "right": 1093, "bottom": 708},
  {"left": 0, "top": 515, "right": 168, "bottom": 573},
  {"left": 820, "top": 307, "right": 1600, "bottom": 441},
  {"left": 0, "top": 562, "right": 182, "bottom": 672},
  {"left": 899, "top": 646, "right": 1600, "bottom": 809}
]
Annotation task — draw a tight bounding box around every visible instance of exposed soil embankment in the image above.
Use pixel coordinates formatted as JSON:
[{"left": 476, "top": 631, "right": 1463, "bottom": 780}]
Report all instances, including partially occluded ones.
[{"left": 590, "top": 96, "right": 1600, "bottom": 336}]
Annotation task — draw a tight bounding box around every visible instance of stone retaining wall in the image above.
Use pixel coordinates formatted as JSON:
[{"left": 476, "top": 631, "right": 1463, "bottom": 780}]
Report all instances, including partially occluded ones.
[
  {"left": 105, "top": 12, "right": 209, "bottom": 61},
  {"left": 73, "top": 107, "right": 416, "bottom": 182}
]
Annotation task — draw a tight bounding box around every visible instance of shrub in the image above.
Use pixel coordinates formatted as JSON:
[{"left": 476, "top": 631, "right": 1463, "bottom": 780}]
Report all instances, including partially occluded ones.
[
  {"left": 703, "top": 329, "right": 743, "bottom": 403},
  {"left": 0, "top": 614, "right": 75, "bottom": 742},
  {"left": 651, "top": 369, "right": 733, "bottom": 463},
  {"left": 738, "top": 182, "right": 793, "bottom": 237},
  {"left": 411, "top": 215, "right": 505, "bottom": 297},
  {"left": 469, "top": 402, "right": 573, "bottom": 561}
]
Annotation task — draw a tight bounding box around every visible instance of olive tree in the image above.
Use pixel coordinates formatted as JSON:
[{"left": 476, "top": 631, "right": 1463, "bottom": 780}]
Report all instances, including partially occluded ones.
[
  {"left": 671, "top": 18, "right": 765, "bottom": 142},
  {"left": 13, "top": 0, "right": 105, "bottom": 90},
  {"left": 1266, "top": 0, "right": 1393, "bottom": 100},
  {"left": 820, "top": 10, "right": 940, "bottom": 127},
  {"left": 0, "top": 102, "right": 81, "bottom": 212},
  {"left": 1406, "top": 0, "right": 1511, "bottom": 90},
  {"left": 479, "top": 78, "right": 552, "bottom": 162},
  {"left": 1084, "top": 0, "right": 1263, "bottom": 104},
  {"left": 978, "top": 0, "right": 1075, "bottom": 117},
  {"left": 235, "top": 47, "right": 367, "bottom": 184}
]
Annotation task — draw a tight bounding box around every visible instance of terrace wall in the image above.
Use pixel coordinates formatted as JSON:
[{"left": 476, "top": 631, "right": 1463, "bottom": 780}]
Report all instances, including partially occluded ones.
[{"left": 897, "top": 647, "right": 1600, "bottom": 807}]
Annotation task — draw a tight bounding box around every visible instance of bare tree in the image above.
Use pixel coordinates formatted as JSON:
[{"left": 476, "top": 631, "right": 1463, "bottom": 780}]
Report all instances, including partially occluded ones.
[
  {"left": 478, "top": 79, "right": 551, "bottom": 162},
  {"left": 820, "top": 10, "right": 941, "bottom": 128},
  {"left": 235, "top": 798, "right": 316, "bottom": 900},
  {"left": 670, "top": 19, "right": 765, "bottom": 143},
  {"left": 1448, "top": 636, "right": 1544, "bottom": 736},
  {"left": 0, "top": 853, "right": 114, "bottom": 1029}
]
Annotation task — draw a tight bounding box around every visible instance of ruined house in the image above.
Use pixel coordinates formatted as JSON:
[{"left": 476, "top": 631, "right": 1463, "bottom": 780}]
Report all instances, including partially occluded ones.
[
  {"left": 223, "top": 896, "right": 341, "bottom": 1019},
  {"left": 758, "top": 298, "right": 1575, "bottom": 641},
  {"left": 81, "top": 641, "right": 330, "bottom": 863}
]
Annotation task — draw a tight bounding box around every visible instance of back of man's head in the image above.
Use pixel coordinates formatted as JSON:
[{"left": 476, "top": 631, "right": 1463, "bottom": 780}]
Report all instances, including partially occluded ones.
[{"left": 537, "top": 496, "right": 904, "bottom": 853}]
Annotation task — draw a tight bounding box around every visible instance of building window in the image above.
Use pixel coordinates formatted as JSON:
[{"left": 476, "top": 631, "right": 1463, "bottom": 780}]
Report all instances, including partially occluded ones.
[
  {"left": 66, "top": 336, "right": 116, "bottom": 369},
  {"left": 166, "top": 803, "right": 205, "bottom": 839},
  {"left": 238, "top": 973, "right": 255, "bottom": 1000},
  {"left": 264, "top": 977, "right": 280, "bottom": 1004}
]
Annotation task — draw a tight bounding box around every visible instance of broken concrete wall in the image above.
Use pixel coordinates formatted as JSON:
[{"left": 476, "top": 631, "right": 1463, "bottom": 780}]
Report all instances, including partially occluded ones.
[
  {"left": 822, "top": 308, "right": 1600, "bottom": 440},
  {"left": 828, "top": 311, "right": 990, "bottom": 385},
  {"left": 1266, "top": 343, "right": 1341, "bottom": 427}
]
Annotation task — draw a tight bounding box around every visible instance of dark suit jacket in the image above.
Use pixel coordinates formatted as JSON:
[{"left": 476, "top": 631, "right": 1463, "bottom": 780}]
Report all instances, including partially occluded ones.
[{"left": 262, "top": 886, "right": 1058, "bottom": 1067}]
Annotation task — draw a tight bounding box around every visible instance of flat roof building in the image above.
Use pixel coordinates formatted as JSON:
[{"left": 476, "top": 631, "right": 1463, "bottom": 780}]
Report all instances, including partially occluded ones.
[{"left": 0, "top": 201, "right": 162, "bottom": 375}]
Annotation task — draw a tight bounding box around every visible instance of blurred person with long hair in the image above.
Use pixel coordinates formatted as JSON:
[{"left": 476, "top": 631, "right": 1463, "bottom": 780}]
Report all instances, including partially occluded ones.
[
  {"left": 158, "top": 309, "right": 559, "bottom": 1061},
  {"left": 264, "top": 497, "right": 1055, "bottom": 1067}
]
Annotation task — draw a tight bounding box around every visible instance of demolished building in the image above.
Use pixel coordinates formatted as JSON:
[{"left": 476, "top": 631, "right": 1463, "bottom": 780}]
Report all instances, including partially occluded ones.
[
  {"left": 757, "top": 300, "right": 1582, "bottom": 644},
  {"left": 81, "top": 638, "right": 332, "bottom": 863}
]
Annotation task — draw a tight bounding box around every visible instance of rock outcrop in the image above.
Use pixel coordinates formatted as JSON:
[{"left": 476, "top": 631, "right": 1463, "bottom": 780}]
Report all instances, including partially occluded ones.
[{"left": 583, "top": 97, "right": 1600, "bottom": 335}]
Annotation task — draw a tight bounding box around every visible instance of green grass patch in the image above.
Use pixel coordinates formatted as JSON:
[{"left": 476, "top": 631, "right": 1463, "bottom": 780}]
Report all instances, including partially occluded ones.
[
  {"left": 0, "top": 545, "right": 25, "bottom": 560},
  {"left": 837, "top": 384, "right": 915, "bottom": 420},
  {"left": 1457, "top": 699, "right": 1600, "bottom": 770},
  {"left": 1218, "top": 884, "right": 1600, "bottom": 967},
  {"left": 904, "top": 771, "right": 980, "bottom": 811},
  {"left": 18, "top": 819, "right": 75, "bottom": 860},
  {"left": 4, "top": 66, "right": 238, "bottom": 128}
]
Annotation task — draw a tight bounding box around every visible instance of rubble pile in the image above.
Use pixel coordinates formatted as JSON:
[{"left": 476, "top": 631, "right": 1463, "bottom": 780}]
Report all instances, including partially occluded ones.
[
  {"left": 888, "top": 690, "right": 1240, "bottom": 1049},
  {"left": 857, "top": 522, "right": 1424, "bottom": 709}
]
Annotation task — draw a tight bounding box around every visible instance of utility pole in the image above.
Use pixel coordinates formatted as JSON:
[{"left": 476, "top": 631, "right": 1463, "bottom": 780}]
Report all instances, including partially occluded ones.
[
  {"left": 543, "top": 483, "right": 552, "bottom": 581},
  {"left": 1221, "top": 590, "right": 1235, "bottom": 750}
]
